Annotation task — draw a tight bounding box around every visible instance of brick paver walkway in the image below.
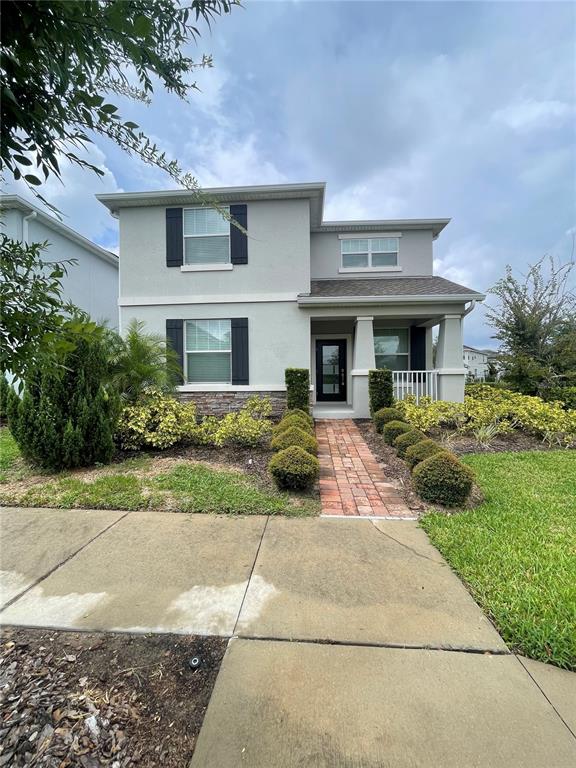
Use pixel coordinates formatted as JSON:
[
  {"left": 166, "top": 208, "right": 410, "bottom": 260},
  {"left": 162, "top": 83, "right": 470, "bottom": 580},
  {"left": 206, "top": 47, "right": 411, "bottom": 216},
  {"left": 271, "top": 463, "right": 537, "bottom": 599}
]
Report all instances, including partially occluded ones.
[{"left": 316, "top": 419, "right": 415, "bottom": 518}]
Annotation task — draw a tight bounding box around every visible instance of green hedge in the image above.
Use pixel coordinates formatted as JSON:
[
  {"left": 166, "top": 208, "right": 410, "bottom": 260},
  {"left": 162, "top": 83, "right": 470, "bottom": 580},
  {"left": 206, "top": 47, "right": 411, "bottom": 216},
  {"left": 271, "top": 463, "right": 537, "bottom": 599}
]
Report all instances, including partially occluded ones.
[
  {"left": 285, "top": 368, "right": 310, "bottom": 411},
  {"left": 270, "top": 425, "right": 318, "bottom": 456},
  {"left": 368, "top": 369, "right": 393, "bottom": 414},
  {"left": 405, "top": 439, "right": 446, "bottom": 470},
  {"left": 283, "top": 408, "right": 314, "bottom": 427},
  {"left": 413, "top": 452, "right": 475, "bottom": 507},
  {"left": 382, "top": 420, "right": 411, "bottom": 445},
  {"left": 373, "top": 407, "right": 404, "bottom": 433},
  {"left": 269, "top": 445, "right": 319, "bottom": 490},
  {"left": 394, "top": 429, "right": 425, "bottom": 458},
  {"left": 272, "top": 414, "right": 313, "bottom": 437}
]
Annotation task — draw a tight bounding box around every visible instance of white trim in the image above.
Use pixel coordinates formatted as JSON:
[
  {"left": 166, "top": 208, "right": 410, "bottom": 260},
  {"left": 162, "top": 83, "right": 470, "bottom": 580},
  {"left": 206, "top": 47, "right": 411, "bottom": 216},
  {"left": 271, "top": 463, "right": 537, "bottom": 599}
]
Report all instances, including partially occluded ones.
[
  {"left": 338, "top": 232, "right": 402, "bottom": 239},
  {"left": 355, "top": 316, "right": 374, "bottom": 322},
  {"left": 181, "top": 264, "right": 233, "bottom": 272},
  {"left": 350, "top": 369, "right": 370, "bottom": 376},
  {"left": 436, "top": 368, "right": 467, "bottom": 374},
  {"left": 120, "top": 293, "right": 298, "bottom": 307},
  {"left": 297, "top": 294, "right": 485, "bottom": 305},
  {"left": 178, "top": 383, "right": 286, "bottom": 392},
  {"left": 339, "top": 266, "right": 402, "bottom": 274}
]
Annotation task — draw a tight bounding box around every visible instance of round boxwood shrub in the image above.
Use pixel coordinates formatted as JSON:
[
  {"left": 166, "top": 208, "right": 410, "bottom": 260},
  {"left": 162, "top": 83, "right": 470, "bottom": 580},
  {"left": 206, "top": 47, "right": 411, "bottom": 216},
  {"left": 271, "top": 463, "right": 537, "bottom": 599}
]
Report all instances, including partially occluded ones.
[
  {"left": 270, "top": 425, "right": 318, "bottom": 455},
  {"left": 394, "top": 428, "right": 425, "bottom": 458},
  {"left": 413, "top": 452, "right": 475, "bottom": 507},
  {"left": 269, "top": 445, "right": 320, "bottom": 490},
  {"left": 283, "top": 408, "right": 314, "bottom": 427},
  {"left": 382, "top": 420, "right": 412, "bottom": 445},
  {"left": 405, "top": 439, "right": 446, "bottom": 470},
  {"left": 373, "top": 407, "right": 404, "bottom": 434},
  {"left": 272, "top": 414, "right": 313, "bottom": 437}
]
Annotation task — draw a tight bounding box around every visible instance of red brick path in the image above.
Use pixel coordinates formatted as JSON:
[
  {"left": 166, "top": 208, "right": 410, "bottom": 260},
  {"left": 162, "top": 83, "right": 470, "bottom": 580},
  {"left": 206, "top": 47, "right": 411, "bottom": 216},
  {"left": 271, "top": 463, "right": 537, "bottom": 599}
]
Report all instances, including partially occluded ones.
[{"left": 316, "top": 419, "right": 415, "bottom": 518}]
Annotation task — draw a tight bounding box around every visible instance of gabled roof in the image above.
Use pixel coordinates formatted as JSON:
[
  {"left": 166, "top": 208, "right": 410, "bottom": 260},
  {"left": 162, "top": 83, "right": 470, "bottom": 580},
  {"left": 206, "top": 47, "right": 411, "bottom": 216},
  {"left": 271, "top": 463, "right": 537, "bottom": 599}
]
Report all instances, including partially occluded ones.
[
  {"left": 1, "top": 194, "right": 118, "bottom": 267},
  {"left": 298, "top": 277, "right": 485, "bottom": 305}
]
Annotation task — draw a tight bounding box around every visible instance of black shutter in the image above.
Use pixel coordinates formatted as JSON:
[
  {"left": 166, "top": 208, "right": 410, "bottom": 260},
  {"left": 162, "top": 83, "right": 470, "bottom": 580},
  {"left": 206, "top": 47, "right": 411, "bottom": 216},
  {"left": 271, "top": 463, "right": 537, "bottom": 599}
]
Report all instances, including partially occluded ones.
[
  {"left": 166, "top": 319, "right": 184, "bottom": 383},
  {"left": 230, "top": 204, "right": 248, "bottom": 265},
  {"left": 166, "top": 208, "right": 183, "bottom": 267},
  {"left": 231, "top": 318, "right": 249, "bottom": 384},
  {"left": 410, "top": 326, "right": 426, "bottom": 370}
]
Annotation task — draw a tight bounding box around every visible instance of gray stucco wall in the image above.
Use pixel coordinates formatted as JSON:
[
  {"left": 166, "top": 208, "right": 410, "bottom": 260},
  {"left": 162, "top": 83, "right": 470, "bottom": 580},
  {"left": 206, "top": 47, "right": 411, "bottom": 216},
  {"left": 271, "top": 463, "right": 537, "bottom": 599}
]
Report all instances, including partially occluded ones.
[
  {"left": 119, "top": 198, "right": 311, "bottom": 301},
  {"left": 3, "top": 210, "right": 118, "bottom": 328},
  {"left": 310, "top": 230, "right": 434, "bottom": 279}
]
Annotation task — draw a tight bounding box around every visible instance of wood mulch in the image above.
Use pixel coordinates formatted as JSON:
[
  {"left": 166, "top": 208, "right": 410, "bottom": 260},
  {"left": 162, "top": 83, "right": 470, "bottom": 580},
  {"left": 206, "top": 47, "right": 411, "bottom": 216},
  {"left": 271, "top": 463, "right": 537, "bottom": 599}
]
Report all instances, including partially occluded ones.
[{"left": 0, "top": 627, "right": 227, "bottom": 767}]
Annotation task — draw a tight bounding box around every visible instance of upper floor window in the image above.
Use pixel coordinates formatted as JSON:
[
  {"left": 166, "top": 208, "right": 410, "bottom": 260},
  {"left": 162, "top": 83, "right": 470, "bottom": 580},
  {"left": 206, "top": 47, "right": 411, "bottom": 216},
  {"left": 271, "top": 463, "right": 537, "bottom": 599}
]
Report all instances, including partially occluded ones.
[
  {"left": 340, "top": 236, "right": 399, "bottom": 270},
  {"left": 184, "top": 207, "right": 230, "bottom": 265}
]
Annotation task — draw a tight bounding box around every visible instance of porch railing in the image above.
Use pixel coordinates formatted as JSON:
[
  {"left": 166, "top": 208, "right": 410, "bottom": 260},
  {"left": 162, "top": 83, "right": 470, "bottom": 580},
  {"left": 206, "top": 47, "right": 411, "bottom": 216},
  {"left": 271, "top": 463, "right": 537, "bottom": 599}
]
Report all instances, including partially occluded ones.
[{"left": 393, "top": 370, "right": 439, "bottom": 403}]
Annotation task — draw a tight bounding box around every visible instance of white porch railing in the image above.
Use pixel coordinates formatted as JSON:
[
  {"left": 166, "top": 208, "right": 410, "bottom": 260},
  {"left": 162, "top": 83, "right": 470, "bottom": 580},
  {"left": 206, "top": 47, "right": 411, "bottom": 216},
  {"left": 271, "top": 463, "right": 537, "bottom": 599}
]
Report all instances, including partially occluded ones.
[{"left": 393, "top": 370, "right": 439, "bottom": 403}]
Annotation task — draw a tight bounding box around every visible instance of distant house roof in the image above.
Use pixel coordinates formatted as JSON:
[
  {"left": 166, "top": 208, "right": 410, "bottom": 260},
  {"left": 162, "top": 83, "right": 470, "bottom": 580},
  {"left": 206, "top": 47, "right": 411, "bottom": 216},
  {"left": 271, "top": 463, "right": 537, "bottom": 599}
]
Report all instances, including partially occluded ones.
[
  {"left": 298, "top": 277, "right": 485, "bottom": 305},
  {"left": 1, "top": 194, "right": 118, "bottom": 267}
]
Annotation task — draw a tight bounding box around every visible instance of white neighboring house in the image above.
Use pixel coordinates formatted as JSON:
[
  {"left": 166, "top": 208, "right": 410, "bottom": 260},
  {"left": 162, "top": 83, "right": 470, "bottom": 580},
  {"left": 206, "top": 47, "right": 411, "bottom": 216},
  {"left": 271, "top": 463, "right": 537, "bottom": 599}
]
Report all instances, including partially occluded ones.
[
  {"left": 463, "top": 345, "right": 490, "bottom": 380},
  {"left": 1, "top": 195, "right": 119, "bottom": 328},
  {"left": 97, "top": 182, "right": 485, "bottom": 418}
]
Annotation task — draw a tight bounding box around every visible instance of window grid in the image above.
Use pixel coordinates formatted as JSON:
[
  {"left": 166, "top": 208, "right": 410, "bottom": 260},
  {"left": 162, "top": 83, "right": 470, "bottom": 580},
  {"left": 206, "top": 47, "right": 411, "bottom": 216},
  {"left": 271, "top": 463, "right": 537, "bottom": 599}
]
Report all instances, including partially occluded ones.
[
  {"left": 183, "top": 207, "right": 230, "bottom": 265},
  {"left": 185, "top": 319, "right": 232, "bottom": 384},
  {"left": 341, "top": 237, "right": 399, "bottom": 269}
]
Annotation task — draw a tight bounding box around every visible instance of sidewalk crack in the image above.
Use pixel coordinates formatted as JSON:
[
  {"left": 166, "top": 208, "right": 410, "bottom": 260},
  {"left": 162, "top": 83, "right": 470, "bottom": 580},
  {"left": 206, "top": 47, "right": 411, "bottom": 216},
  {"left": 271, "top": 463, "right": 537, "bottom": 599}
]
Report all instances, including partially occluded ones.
[
  {"left": 370, "top": 520, "right": 445, "bottom": 565},
  {"left": 232, "top": 517, "right": 269, "bottom": 635}
]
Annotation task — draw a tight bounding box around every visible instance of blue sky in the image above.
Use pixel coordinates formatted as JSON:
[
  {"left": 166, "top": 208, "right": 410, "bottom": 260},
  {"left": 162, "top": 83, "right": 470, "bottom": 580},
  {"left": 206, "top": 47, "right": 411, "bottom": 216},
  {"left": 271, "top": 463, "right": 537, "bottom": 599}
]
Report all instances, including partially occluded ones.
[{"left": 7, "top": 0, "right": 576, "bottom": 348}]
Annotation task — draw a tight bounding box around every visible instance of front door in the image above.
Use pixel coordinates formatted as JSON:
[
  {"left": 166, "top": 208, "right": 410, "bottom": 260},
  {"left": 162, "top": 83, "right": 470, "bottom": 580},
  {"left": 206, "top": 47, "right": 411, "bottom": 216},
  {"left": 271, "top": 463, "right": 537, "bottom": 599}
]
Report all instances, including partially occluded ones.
[{"left": 315, "top": 339, "right": 347, "bottom": 402}]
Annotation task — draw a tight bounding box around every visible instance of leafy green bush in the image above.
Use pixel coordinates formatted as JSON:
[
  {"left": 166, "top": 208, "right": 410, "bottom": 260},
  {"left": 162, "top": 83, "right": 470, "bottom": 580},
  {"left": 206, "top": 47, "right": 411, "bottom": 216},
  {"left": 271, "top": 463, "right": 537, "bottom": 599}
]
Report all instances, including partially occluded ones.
[
  {"left": 394, "top": 428, "right": 425, "bottom": 458},
  {"left": 382, "top": 420, "right": 412, "bottom": 445},
  {"left": 285, "top": 368, "right": 310, "bottom": 411},
  {"left": 270, "top": 425, "right": 318, "bottom": 456},
  {"left": 405, "top": 439, "right": 446, "bottom": 470},
  {"left": 8, "top": 335, "right": 120, "bottom": 470},
  {"left": 213, "top": 409, "right": 272, "bottom": 447},
  {"left": 116, "top": 389, "right": 197, "bottom": 450},
  {"left": 243, "top": 395, "right": 273, "bottom": 419},
  {"left": 373, "top": 407, "right": 404, "bottom": 433},
  {"left": 368, "top": 369, "right": 393, "bottom": 414},
  {"left": 542, "top": 385, "right": 576, "bottom": 411},
  {"left": 283, "top": 407, "right": 314, "bottom": 427},
  {"left": 272, "top": 413, "right": 314, "bottom": 437},
  {"left": 413, "top": 452, "right": 475, "bottom": 506},
  {"left": 269, "top": 445, "right": 319, "bottom": 490},
  {"left": 0, "top": 376, "right": 10, "bottom": 421}
]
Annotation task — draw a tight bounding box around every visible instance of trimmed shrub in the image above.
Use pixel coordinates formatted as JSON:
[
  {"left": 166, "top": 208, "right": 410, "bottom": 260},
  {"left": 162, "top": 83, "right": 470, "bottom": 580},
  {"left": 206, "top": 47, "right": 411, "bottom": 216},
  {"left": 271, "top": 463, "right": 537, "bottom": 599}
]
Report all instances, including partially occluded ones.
[
  {"left": 382, "top": 420, "right": 412, "bottom": 445},
  {"left": 116, "top": 389, "right": 197, "bottom": 450},
  {"left": 269, "top": 445, "right": 319, "bottom": 490},
  {"left": 394, "top": 428, "right": 425, "bottom": 458},
  {"left": 270, "top": 425, "right": 318, "bottom": 456},
  {"left": 272, "top": 414, "right": 314, "bottom": 437},
  {"left": 285, "top": 368, "right": 310, "bottom": 411},
  {"left": 283, "top": 407, "right": 314, "bottom": 427},
  {"left": 212, "top": 410, "right": 272, "bottom": 447},
  {"left": 405, "top": 439, "right": 446, "bottom": 470},
  {"left": 368, "top": 369, "right": 393, "bottom": 414},
  {"left": 413, "top": 452, "right": 475, "bottom": 507},
  {"left": 373, "top": 407, "right": 404, "bottom": 433}
]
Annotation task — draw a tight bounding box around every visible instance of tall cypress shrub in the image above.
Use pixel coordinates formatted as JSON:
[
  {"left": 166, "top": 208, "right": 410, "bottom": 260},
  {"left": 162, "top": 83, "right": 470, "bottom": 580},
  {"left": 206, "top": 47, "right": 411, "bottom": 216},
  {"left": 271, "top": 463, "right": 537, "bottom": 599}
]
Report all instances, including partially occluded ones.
[
  {"left": 9, "top": 335, "right": 119, "bottom": 470},
  {"left": 368, "top": 369, "right": 394, "bottom": 414},
  {"left": 285, "top": 368, "right": 310, "bottom": 411}
]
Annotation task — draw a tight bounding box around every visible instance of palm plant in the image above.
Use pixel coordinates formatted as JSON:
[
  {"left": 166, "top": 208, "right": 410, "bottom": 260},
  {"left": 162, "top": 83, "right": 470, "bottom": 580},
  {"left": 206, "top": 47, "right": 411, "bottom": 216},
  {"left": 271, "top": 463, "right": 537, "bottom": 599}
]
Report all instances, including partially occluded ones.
[{"left": 109, "top": 320, "right": 182, "bottom": 403}]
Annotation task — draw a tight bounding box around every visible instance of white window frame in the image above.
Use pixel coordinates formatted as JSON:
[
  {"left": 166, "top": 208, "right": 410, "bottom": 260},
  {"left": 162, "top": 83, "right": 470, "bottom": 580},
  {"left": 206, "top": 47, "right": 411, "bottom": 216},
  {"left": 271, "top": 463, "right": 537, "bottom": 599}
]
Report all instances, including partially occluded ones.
[
  {"left": 373, "top": 327, "right": 410, "bottom": 371},
  {"left": 182, "top": 207, "right": 232, "bottom": 271},
  {"left": 338, "top": 232, "right": 402, "bottom": 273},
  {"left": 184, "top": 319, "right": 232, "bottom": 384}
]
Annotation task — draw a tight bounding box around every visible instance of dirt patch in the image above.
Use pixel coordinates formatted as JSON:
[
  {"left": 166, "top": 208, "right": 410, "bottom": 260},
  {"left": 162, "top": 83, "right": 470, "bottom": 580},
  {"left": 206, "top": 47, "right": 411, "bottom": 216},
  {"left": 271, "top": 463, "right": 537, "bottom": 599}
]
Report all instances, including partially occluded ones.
[
  {"left": 434, "top": 430, "right": 554, "bottom": 455},
  {"left": 0, "top": 626, "right": 227, "bottom": 767}
]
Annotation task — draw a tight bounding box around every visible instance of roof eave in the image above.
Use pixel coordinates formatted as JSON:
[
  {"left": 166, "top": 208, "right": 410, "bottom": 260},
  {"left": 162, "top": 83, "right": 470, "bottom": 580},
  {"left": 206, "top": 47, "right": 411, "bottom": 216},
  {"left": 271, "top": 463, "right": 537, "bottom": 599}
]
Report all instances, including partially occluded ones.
[
  {"left": 297, "top": 293, "right": 485, "bottom": 306},
  {"left": 314, "top": 218, "right": 451, "bottom": 238}
]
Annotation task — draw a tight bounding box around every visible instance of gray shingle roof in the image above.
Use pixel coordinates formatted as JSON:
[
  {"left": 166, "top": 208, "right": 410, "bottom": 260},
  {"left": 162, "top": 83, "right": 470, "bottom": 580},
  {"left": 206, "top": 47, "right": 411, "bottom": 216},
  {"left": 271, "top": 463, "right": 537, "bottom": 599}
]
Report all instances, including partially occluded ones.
[{"left": 302, "top": 276, "right": 483, "bottom": 299}]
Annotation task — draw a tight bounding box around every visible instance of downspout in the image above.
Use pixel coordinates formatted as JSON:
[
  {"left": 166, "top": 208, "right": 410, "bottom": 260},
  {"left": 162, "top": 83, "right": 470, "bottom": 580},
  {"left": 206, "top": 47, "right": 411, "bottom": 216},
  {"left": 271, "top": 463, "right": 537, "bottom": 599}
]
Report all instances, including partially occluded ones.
[
  {"left": 463, "top": 299, "right": 476, "bottom": 317},
  {"left": 22, "top": 210, "right": 37, "bottom": 244}
]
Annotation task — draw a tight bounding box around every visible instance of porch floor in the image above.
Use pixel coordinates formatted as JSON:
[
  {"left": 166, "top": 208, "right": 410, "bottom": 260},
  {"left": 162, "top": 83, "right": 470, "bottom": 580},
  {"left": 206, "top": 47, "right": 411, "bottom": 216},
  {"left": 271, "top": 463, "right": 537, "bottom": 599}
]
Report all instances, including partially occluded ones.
[{"left": 315, "top": 420, "right": 416, "bottom": 519}]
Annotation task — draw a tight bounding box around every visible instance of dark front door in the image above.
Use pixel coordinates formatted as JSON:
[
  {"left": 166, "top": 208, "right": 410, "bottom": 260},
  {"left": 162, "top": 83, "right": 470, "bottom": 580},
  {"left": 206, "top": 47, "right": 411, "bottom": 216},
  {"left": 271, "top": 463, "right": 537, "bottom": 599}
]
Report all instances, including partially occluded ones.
[{"left": 316, "top": 339, "right": 347, "bottom": 402}]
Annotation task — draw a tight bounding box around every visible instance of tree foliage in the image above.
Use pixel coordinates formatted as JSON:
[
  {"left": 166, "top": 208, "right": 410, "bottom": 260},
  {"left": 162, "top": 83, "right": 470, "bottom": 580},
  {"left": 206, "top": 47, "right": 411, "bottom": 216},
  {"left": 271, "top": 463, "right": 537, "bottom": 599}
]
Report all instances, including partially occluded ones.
[
  {"left": 1, "top": 0, "right": 236, "bottom": 205},
  {"left": 486, "top": 256, "right": 576, "bottom": 395}
]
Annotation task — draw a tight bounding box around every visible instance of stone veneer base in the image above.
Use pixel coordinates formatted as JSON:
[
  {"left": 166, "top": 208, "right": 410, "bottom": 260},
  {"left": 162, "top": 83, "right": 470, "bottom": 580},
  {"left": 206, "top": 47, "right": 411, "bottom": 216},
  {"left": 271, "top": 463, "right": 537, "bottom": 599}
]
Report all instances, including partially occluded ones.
[{"left": 177, "top": 390, "right": 288, "bottom": 418}]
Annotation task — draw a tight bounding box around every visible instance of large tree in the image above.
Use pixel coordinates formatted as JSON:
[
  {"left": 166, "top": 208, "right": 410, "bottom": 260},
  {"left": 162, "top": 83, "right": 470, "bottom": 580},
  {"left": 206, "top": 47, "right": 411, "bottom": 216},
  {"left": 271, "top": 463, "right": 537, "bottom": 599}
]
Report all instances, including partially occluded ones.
[
  {"left": 1, "top": 0, "right": 236, "bottom": 203},
  {"left": 486, "top": 256, "right": 576, "bottom": 394}
]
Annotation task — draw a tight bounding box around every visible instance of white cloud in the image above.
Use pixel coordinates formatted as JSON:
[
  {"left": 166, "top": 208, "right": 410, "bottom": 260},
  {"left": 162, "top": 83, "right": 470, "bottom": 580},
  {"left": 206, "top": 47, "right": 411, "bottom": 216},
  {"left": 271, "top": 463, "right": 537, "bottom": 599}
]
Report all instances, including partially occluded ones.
[
  {"left": 492, "top": 99, "right": 573, "bottom": 132},
  {"left": 434, "top": 236, "right": 497, "bottom": 290}
]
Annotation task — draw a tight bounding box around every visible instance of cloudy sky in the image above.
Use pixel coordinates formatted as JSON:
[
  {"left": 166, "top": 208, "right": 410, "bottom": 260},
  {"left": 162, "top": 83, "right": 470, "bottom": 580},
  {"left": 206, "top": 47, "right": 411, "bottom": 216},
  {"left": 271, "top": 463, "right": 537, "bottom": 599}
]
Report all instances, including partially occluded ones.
[{"left": 7, "top": 0, "right": 575, "bottom": 347}]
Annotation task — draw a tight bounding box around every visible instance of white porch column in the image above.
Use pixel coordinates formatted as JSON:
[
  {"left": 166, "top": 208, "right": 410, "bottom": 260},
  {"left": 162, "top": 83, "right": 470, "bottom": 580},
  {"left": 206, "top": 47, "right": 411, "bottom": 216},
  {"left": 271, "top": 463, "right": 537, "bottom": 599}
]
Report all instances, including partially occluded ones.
[
  {"left": 436, "top": 314, "right": 466, "bottom": 402},
  {"left": 351, "top": 316, "right": 375, "bottom": 418}
]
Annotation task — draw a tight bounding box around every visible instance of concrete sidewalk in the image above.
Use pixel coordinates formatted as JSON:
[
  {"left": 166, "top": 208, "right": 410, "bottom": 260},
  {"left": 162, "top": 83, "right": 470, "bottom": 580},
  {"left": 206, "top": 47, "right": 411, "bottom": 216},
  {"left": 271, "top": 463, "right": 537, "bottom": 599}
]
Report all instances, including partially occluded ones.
[{"left": 1, "top": 506, "right": 574, "bottom": 766}]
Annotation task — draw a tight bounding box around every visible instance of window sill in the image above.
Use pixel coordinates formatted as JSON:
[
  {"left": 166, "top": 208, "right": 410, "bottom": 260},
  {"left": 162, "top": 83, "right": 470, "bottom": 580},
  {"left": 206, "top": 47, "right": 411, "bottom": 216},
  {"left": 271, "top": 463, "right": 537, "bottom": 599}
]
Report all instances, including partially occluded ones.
[
  {"left": 181, "top": 263, "right": 233, "bottom": 272},
  {"left": 338, "top": 266, "right": 402, "bottom": 274}
]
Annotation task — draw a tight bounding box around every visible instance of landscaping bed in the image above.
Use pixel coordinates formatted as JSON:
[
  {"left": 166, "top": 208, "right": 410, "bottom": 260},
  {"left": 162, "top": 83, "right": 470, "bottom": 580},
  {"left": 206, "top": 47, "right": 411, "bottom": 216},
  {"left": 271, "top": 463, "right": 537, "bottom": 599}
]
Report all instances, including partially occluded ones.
[
  {"left": 421, "top": 450, "right": 576, "bottom": 670},
  {"left": 0, "top": 626, "right": 227, "bottom": 767}
]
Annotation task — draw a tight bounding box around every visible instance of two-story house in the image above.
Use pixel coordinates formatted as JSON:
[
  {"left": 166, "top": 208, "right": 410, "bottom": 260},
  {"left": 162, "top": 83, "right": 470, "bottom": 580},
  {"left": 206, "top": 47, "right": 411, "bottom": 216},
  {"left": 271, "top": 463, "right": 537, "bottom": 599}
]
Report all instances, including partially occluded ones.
[
  {"left": 463, "top": 345, "right": 490, "bottom": 381},
  {"left": 2, "top": 195, "right": 119, "bottom": 327},
  {"left": 97, "top": 182, "right": 484, "bottom": 418}
]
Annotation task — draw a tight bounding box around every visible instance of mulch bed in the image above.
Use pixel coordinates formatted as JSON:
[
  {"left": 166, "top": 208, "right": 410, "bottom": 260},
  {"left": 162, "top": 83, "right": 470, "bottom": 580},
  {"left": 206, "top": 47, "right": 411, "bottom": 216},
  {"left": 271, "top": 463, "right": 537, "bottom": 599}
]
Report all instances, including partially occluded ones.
[
  {"left": 439, "top": 430, "right": 554, "bottom": 455},
  {"left": 0, "top": 627, "right": 227, "bottom": 767}
]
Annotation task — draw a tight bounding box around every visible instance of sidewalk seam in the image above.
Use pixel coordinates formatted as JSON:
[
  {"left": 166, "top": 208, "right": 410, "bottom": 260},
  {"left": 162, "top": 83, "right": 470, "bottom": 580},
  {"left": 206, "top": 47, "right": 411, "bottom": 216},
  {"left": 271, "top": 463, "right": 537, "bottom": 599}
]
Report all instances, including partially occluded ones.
[
  {"left": 515, "top": 655, "right": 576, "bottom": 741},
  {"left": 0, "top": 511, "right": 132, "bottom": 613},
  {"left": 232, "top": 516, "right": 269, "bottom": 635}
]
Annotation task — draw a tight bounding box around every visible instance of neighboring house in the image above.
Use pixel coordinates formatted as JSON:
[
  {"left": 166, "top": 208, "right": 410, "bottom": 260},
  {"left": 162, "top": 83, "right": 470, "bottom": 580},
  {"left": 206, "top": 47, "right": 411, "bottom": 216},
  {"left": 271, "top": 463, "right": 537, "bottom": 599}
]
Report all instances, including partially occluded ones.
[
  {"left": 1, "top": 195, "right": 119, "bottom": 328},
  {"left": 97, "top": 182, "right": 485, "bottom": 418},
  {"left": 463, "top": 345, "right": 490, "bottom": 380}
]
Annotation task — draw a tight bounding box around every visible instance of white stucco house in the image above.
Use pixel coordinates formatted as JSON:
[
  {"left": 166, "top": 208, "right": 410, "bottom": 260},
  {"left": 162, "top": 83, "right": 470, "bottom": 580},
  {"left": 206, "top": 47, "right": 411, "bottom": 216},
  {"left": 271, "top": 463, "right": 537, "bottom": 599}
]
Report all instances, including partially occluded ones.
[
  {"left": 97, "top": 182, "right": 484, "bottom": 418},
  {"left": 463, "top": 345, "right": 490, "bottom": 380},
  {"left": 1, "top": 195, "right": 119, "bottom": 328}
]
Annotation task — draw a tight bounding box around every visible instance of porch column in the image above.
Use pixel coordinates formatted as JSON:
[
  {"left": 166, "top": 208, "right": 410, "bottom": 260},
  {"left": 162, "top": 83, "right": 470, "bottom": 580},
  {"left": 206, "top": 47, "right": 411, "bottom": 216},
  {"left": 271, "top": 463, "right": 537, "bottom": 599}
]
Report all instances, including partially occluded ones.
[
  {"left": 436, "top": 314, "right": 466, "bottom": 402},
  {"left": 351, "top": 316, "right": 375, "bottom": 418}
]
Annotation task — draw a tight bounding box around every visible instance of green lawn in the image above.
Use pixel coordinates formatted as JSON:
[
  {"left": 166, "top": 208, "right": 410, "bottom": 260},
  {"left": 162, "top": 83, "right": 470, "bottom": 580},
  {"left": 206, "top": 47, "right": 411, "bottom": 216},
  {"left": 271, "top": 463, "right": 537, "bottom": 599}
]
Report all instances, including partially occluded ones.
[
  {"left": 0, "top": 428, "right": 31, "bottom": 483},
  {"left": 421, "top": 451, "right": 576, "bottom": 670}
]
